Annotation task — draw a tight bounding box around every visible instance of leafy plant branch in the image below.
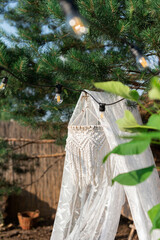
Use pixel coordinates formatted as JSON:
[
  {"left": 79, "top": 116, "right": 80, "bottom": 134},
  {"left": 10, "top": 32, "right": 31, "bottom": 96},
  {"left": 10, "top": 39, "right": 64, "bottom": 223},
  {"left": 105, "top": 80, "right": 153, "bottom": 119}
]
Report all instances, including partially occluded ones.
[{"left": 95, "top": 76, "right": 160, "bottom": 234}]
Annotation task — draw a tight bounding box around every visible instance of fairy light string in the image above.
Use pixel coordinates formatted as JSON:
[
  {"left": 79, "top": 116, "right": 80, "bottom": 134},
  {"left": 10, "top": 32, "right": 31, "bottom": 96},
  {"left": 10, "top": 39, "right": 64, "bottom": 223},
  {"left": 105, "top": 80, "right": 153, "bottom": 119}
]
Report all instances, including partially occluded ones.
[
  {"left": 22, "top": 82, "right": 125, "bottom": 116},
  {"left": 0, "top": 73, "right": 156, "bottom": 117}
]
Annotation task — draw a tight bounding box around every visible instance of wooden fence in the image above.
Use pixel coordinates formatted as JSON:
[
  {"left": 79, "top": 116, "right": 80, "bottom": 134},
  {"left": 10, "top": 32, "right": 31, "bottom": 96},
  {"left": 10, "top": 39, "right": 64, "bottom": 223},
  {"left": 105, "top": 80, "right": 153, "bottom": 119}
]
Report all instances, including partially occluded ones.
[{"left": 0, "top": 120, "right": 65, "bottom": 222}]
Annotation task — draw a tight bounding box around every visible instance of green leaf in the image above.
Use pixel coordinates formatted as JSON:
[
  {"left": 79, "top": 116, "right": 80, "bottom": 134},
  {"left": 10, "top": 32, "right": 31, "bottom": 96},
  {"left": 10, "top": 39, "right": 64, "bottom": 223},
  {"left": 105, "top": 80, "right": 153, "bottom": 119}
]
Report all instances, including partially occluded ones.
[
  {"left": 129, "top": 90, "right": 139, "bottom": 101},
  {"left": 121, "top": 131, "right": 160, "bottom": 141},
  {"left": 94, "top": 81, "right": 139, "bottom": 101},
  {"left": 117, "top": 110, "right": 159, "bottom": 132},
  {"left": 116, "top": 110, "right": 138, "bottom": 131},
  {"left": 148, "top": 203, "right": 160, "bottom": 231},
  {"left": 117, "top": 110, "right": 144, "bottom": 132},
  {"left": 149, "top": 77, "right": 160, "bottom": 100},
  {"left": 103, "top": 138, "right": 151, "bottom": 162},
  {"left": 112, "top": 165, "right": 155, "bottom": 186},
  {"left": 147, "top": 114, "right": 160, "bottom": 130}
]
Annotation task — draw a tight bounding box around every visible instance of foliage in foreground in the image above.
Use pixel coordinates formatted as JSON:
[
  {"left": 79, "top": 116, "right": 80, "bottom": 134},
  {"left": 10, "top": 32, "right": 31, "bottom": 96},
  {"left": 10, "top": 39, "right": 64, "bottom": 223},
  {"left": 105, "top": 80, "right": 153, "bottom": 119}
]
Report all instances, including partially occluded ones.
[{"left": 95, "top": 76, "right": 160, "bottom": 233}]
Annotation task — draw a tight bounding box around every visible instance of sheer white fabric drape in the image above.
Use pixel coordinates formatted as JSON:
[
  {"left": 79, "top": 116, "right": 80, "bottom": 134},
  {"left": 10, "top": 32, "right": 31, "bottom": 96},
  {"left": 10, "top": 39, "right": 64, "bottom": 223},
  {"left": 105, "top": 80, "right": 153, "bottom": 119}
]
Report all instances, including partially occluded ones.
[{"left": 51, "top": 91, "right": 160, "bottom": 240}]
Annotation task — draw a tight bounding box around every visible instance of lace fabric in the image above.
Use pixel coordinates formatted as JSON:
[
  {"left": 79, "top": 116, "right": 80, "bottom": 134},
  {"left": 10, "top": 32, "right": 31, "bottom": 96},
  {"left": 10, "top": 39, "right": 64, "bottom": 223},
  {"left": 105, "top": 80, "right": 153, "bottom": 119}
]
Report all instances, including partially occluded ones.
[{"left": 51, "top": 91, "right": 160, "bottom": 240}]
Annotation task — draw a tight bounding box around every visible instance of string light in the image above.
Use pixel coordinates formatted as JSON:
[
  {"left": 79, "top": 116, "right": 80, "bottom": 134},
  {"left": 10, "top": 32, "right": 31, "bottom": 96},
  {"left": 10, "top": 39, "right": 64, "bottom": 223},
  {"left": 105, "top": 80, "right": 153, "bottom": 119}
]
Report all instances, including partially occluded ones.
[
  {"left": 130, "top": 45, "right": 148, "bottom": 69},
  {"left": 54, "top": 84, "right": 63, "bottom": 105},
  {"left": 0, "top": 77, "right": 8, "bottom": 91},
  {"left": 59, "top": 0, "right": 89, "bottom": 36},
  {"left": 0, "top": 78, "right": 124, "bottom": 111},
  {"left": 99, "top": 103, "right": 106, "bottom": 119}
]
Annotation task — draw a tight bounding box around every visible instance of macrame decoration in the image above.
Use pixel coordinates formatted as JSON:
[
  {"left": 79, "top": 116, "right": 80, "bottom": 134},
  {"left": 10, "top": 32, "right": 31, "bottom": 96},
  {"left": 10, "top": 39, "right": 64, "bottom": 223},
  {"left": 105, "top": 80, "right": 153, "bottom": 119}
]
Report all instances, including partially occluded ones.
[{"left": 51, "top": 91, "right": 160, "bottom": 240}]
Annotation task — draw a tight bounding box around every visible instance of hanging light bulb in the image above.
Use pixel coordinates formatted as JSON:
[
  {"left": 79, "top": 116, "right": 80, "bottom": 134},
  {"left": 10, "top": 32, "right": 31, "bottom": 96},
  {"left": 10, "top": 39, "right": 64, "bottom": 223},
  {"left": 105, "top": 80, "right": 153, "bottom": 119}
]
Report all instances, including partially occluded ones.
[
  {"left": 99, "top": 103, "right": 106, "bottom": 119},
  {"left": 54, "top": 84, "right": 63, "bottom": 105},
  {"left": 130, "top": 45, "right": 148, "bottom": 69},
  {"left": 59, "top": 0, "right": 89, "bottom": 36},
  {"left": 67, "top": 14, "right": 89, "bottom": 36},
  {"left": 0, "top": 77, "right": 8, "bottom": 91}
]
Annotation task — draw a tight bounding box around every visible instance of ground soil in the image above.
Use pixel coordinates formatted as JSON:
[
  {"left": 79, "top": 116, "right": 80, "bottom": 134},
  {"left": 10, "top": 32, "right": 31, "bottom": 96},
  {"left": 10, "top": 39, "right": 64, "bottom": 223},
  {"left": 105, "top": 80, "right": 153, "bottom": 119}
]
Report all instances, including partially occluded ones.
[{"left": 0, "top": 215, "right": 138, "bottom": 240}]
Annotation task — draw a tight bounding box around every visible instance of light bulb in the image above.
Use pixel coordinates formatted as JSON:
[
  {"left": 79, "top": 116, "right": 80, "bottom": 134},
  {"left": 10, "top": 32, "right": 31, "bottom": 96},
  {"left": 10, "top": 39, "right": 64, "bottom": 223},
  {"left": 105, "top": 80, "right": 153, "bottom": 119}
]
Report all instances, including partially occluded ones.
[
  {"left": 100, "top": 112, "right": 104, "bottom": 119},
  {"left": 0, "top": 77, "right": 8, "bottom": 91},
  {"left": 59, "top": 0, "right": 89, "bottom": 36},
  {"left": 0, "top": 83, "right": 5, "bottom": 90},
  {"left": 99, "top": 104, "right": 105, "bottom": 120},
  {"left": 68, "top": 15, "right": 89, "bottom": 36},
  {"left": 130, "top": 46, "right": 148, "bottom": 70},
  {"left": 138, "top": 56, "right": 148, "bottom": 68},
  {"left": 54, "top": 93, "right": 63, "bottom": 105},
  {"left": 54, "top": 84, "right": 63, "bottom": 105}
]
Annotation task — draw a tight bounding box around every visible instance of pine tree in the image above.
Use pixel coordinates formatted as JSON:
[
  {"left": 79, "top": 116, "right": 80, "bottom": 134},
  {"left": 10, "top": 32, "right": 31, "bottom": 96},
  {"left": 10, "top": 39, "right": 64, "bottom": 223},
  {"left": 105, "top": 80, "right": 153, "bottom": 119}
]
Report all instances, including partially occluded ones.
[{"left": 0, "top": 0, "right": 159, "bottom": 130}]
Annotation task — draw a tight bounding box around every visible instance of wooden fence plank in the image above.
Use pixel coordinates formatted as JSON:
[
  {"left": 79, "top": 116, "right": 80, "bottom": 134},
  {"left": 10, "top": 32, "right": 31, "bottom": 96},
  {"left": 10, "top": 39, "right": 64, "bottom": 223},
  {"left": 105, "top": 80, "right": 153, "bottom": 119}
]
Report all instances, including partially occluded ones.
[{"left": 0, "top": 120, "right": 65, "bottom": 220}]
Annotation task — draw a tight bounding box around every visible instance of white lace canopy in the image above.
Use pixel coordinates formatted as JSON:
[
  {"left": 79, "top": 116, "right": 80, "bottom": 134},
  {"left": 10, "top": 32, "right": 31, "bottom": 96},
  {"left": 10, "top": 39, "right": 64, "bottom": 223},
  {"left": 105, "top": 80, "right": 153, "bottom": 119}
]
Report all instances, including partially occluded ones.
[{"left": 51, "top": 91, "right": 160, "bottom": 240}]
